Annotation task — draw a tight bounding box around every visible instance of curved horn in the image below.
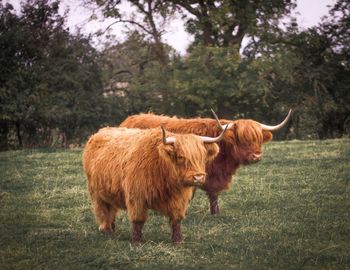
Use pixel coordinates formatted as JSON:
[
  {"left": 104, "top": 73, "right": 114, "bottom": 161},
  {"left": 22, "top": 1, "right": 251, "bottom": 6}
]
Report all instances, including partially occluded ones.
[
  {"left": 200, "top": 124, "right": 228, "bottom": 143},
  {"left": 211, "top": 108, "right": 233, "bottom": 131},
  {"left": 161, "top": 126, "right": 176, "bottom": 144},
  {"left": 210, "top": 108, "right": 221, "bottom": 128},
  {"left": 260, "top": 109, "right": 292, "bottom": 131}
]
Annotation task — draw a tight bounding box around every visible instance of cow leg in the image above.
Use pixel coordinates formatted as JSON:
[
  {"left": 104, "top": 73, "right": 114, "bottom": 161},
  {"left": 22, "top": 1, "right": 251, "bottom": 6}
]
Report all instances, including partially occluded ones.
[
  {"left": 208, "top": 193, "right": 220, "bottom": 215},
  {"left": 168, "top": 190, "right": 193, "bottom": 245},
  {"left": 127, "top": 201, "right": 148, "bottom": 245},
  {"left": 131, "top": 221, "right": 144, "bottom": 245},
  {"left": 91, "top": 195, "right": 114, "bottom": 235},
  {"left": 109, "top": 208, "right": 119, "bottom": 233},
  {"left": 170, "top": 220, "right": 183, "bottom": 245}
]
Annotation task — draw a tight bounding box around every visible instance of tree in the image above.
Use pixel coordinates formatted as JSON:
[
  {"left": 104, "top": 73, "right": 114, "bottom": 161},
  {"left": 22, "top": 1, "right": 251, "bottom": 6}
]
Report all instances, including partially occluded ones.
[
  {"left": 0, "top": 2, "right": 24, "bottom": 149},
  {"left": 173, "top": 0, "right": 296, "bottom": 51},
  {"left": 39, "top": 33, "right": 104, "bottom": 146},
  {"left": 90, "top": 0, "right": 296, "bottom": 56},
  {"left": 100, "top": 30, "right": 181, "bottom": 117},
  {"left": 90, "top": 0, "right": 175, "bottom": 65},
  {"left": 0, "top": 0, "right": 105, "bottom": 148},
  {"left": 240, "top": 0, "right": 350, "bottom": 139},
  {"left": 313, "top": 0, "right": 350, "bottom": 137}
]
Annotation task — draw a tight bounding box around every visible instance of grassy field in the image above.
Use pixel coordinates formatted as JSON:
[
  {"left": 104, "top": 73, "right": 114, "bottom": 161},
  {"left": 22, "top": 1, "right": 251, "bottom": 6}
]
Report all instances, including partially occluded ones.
[{"left": 0, "top": 139, "right": 349, "bottom": 269}]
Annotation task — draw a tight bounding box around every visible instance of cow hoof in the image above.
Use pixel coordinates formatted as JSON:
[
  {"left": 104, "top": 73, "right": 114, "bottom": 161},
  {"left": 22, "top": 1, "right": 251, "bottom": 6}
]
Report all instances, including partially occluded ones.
[
  {"left": 211, "top": 210, "right": 220, "bottom": 215},
  {"left": 210, "top": 203, "right": 220, "bottom": 215},
  {"left": 102, "top": 230, "right": 113, "bottom": 236},
  {"left": 173, "top": 240, "right": 184, "bottom": 245},
  {"left": 210, "top": 208, "right": 220, "bottom": 215},
  {"left": 132, "top": 240, "right": 142, "bottom": 247},
  {"left": 99, "top": 226, "right": 113, "bottom": 236}
]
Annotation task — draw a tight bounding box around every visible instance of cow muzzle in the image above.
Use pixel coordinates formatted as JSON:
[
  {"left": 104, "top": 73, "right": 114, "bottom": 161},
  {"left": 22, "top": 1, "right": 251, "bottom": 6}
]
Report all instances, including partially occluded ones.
[
  {"left": 250, "top": 153, "right": 262, "bottom": 163},
  {"left": 192, "top": 173, "right": 206, "bottom": 186}
]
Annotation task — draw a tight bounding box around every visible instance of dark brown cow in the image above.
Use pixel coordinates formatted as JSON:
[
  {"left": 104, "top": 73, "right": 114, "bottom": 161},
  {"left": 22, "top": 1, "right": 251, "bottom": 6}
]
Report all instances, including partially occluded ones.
[
  {"left": 82, "top": 126, "right": 226, "bottom": 244},
  {"left": 120, "top": 110, "right": 291, "bottom": 214}
]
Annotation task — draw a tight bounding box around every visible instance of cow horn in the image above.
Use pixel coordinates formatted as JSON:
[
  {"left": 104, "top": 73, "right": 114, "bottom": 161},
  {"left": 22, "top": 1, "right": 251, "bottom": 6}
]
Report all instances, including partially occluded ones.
[
  {"left": 259, "top": 109, "right": 292, "bottom": 131},
  {"left": 161, "top": 124, "right": 227, "bottom": 145},
  {"left": 210, "top": 108, "right": 233, "bottom": 131},
  {"left": 161, "top": 126, "right": 175, "bottom": 144},
  {"left": 200, "top": 124, "right": 228, "bottom": 143}
]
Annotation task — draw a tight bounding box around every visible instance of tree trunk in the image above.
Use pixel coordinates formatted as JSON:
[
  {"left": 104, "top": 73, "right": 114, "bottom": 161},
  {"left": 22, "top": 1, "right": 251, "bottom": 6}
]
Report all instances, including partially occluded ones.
[
  {"left": 15, "top": 121, "right": 23, "bottom": 148},
  {"left": 0, "top": 121, "right": 9, "bottom": 150},
  {"left": 62, "top": 130, "right": 68, "bottom": 148},
  {"left": 294, "top": 114, "right": 301, "bottom": 140}
]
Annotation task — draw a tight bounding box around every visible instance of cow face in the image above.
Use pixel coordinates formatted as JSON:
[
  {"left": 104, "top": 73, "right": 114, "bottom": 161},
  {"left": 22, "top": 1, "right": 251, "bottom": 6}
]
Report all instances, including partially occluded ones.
[
  {"left": 158, "top": 134, "right": 219, "bottom": 186},
  {"left": 211, "top": 109, "right": 290, "bottom": 165},
  {"left": 227, "top": 120, "right": 272, "bottom": 165}
]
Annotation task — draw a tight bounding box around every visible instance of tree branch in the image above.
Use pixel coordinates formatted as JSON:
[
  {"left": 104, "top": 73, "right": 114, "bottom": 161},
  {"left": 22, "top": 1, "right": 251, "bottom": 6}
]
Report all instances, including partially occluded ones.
[{"left": 101, "top": 19, "right": 154, "bottom": 35}]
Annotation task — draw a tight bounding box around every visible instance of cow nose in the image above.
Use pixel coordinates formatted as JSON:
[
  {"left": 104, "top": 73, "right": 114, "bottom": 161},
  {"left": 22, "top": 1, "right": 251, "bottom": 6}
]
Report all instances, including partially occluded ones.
[
  {"left": 252, "top": 153, "right": 262, "bottom": 162},
  {"left": 193, "top": 174, "right": 206, "bottom": 184}
]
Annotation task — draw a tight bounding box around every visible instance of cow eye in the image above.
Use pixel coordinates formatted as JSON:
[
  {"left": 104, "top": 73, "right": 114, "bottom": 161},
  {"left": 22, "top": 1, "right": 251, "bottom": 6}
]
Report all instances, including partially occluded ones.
[{"left": 177, "top": 156, "right": 186, "bottom": 163}]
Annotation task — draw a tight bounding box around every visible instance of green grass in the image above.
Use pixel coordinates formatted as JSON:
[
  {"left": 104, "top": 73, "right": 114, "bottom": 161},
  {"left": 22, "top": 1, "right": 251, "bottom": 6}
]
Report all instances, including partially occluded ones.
[{"left": 1, "top": 139, "right": 349, "bottom": 269}]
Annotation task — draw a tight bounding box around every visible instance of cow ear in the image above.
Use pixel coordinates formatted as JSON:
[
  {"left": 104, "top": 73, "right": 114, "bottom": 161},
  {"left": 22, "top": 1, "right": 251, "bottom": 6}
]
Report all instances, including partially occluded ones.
[
  {"left": 262, "top": 130, "right": 273, "bottom": 143},
  {"left": 158, "top": 144, "right": 176, "bottom": 159},
  {"left": 230, "top": 122, "right": 238, "bottom": 137},
  {"left": 204, "top": 143, "right": 220, "bottom": 161}
]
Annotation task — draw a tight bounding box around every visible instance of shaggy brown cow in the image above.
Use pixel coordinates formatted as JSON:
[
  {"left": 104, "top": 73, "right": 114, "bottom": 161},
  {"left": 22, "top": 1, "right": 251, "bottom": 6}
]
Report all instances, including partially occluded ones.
[
  {"left": 83, "top": 126, "right": 227, "bottom": 244},
  {"left": 120, "top": 110, "right": 292, "bottom": 215}
]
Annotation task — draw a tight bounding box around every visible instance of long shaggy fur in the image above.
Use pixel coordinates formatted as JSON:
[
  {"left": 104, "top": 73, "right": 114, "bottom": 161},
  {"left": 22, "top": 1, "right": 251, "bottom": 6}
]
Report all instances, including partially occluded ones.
[
  {"left": 120, "top": 113, "right": 273, "bottom": 214},
  {"left": 83, "top": 127, "right": 219, "bottom": 243}
]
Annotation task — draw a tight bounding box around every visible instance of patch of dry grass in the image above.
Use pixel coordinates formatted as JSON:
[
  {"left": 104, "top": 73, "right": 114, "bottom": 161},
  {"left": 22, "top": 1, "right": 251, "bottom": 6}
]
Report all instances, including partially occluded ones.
[{"left": 0, "top": 139, "right": 349, "bottom": 269}]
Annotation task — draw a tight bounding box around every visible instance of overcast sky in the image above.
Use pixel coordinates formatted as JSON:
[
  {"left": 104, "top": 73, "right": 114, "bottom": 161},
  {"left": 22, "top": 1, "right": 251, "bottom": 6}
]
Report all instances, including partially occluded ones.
[{"left": 5, "top": 0, "right": 336, "bottom": 54}]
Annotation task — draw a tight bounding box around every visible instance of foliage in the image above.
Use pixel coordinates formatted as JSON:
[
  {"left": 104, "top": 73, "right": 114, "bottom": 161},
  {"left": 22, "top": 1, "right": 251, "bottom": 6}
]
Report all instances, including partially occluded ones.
[
  {"left": 91, "top": 0, "right": 296, "bottom": 53},
  {"left": 174, "top": 45, "right": 268, "bottom": 118},
  {"left": 242, "top": 0, "right": 350, "bottom": 139},
  {"left": 99, "top": 30, "right": 180, "bottom": 115},
  {"left": 1, "top": 139, "right": 349, "bottom": 268},
  {"left": 93, "top": 0, "right": 349, "bottom": 140},
  {"left": 91, "top": 0, "right": 176, "bottom": 65},
  {"left": 176, "top": 0, "right": 296, "bottom": 50},
  {"left": 0, "top": 0, "right": 107, "bottom": 148},
  {"left": 1, "top": 0, "right": 350, "bottom": 149},
  {"left": 284, "top": 28, "right": 350, "bottom": 139}
]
